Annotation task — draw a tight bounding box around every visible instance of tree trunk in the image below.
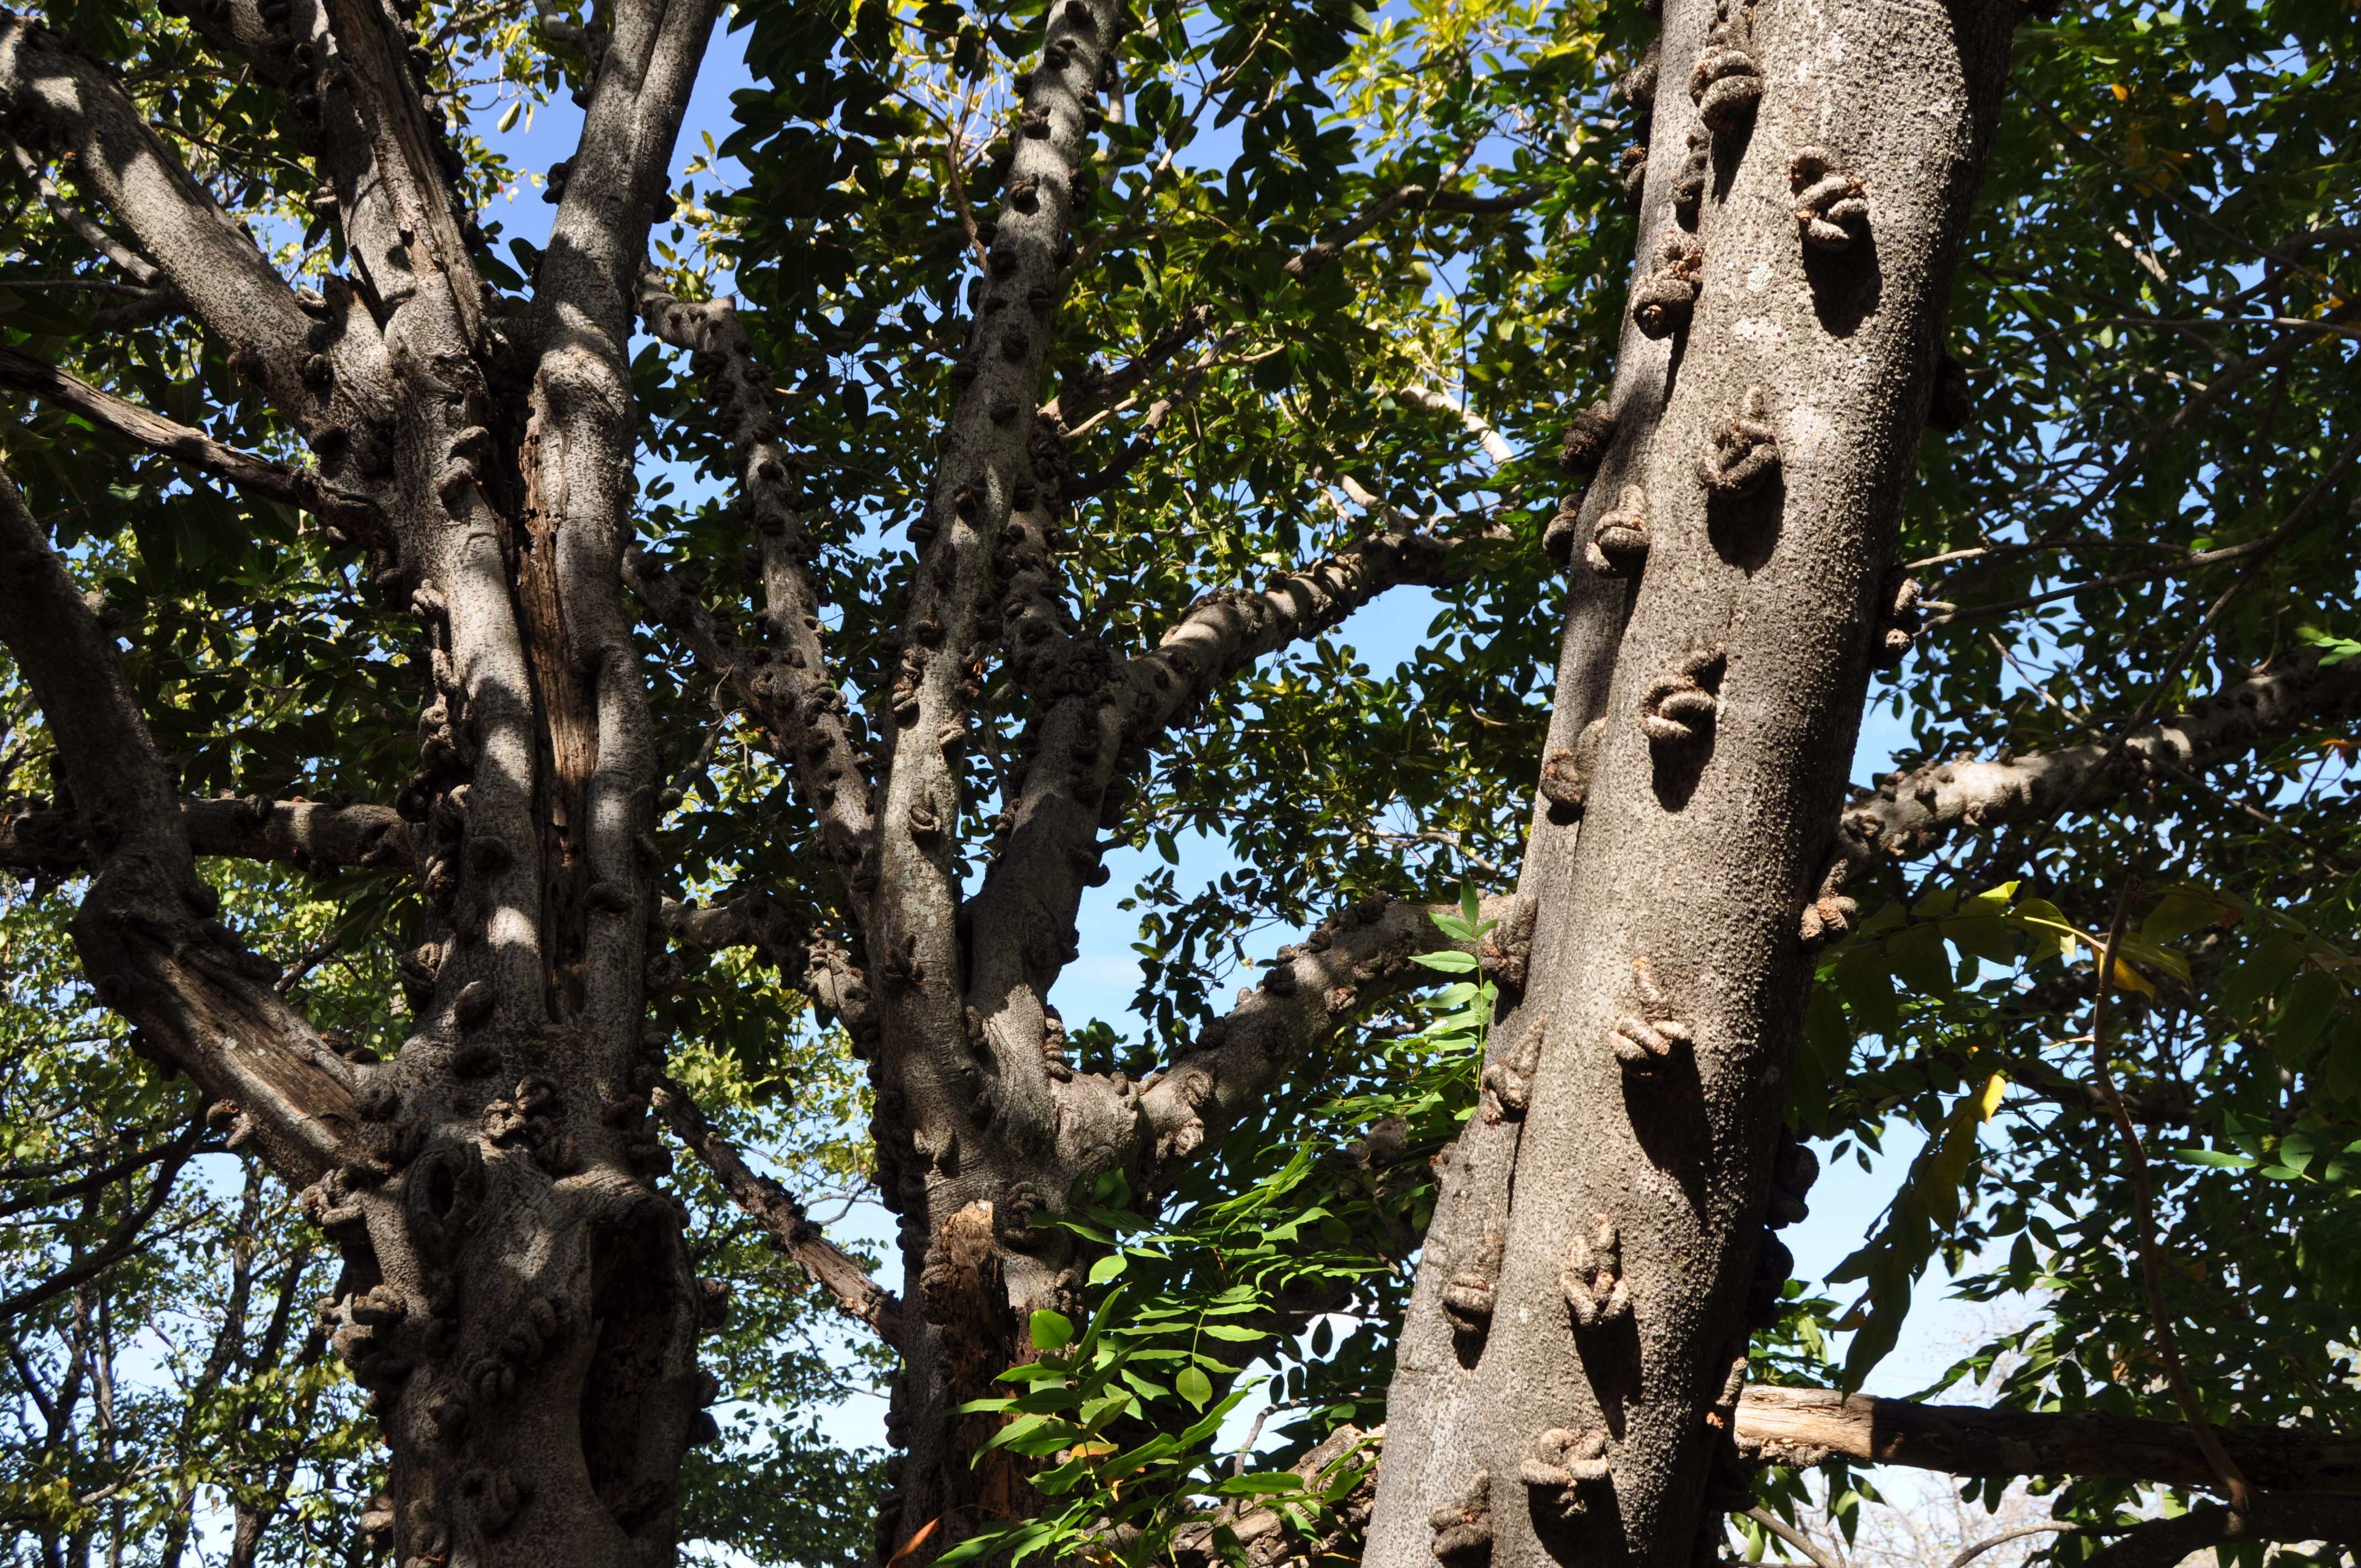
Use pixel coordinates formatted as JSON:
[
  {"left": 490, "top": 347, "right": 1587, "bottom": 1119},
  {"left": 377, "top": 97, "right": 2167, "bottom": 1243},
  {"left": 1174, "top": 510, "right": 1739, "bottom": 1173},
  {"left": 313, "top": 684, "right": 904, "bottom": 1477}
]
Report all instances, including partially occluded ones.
[
  {"left": 1367, "top": 3, "right": 2016, "bottom": 1565},
  {"left": 0, "top": 0, "right": 723, "bottom": 1558}
]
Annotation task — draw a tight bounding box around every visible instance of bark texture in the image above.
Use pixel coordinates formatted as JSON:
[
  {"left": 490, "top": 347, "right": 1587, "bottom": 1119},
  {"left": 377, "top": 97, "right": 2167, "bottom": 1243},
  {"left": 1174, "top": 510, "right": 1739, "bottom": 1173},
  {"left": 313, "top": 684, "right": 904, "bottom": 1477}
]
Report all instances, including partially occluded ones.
[
  {"left": 1367, "top": 4, "right": 2019, "bottom": 1566},
  {"left": 0, "top": 0, "right": 726, "bottom": 1559}
]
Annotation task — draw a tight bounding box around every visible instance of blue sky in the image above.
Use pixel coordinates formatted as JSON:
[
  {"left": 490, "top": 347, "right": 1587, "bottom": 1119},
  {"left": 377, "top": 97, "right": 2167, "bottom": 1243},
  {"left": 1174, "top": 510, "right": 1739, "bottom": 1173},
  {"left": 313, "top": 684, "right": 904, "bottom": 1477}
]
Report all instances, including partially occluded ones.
[{"left": 463, "top": 13, "right": 2018, "bottom": 1469}]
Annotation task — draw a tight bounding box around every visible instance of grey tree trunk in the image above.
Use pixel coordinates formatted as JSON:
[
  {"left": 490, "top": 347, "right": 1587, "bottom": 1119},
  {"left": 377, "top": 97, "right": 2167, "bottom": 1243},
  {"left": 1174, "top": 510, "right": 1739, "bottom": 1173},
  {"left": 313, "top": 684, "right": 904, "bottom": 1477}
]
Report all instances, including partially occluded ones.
[
  {"left": 1366, "top": 3, "right": 2017, "bottom": 1565},
  {"left": 0, "top": 1, "right": 722, "bottom": 1560}
]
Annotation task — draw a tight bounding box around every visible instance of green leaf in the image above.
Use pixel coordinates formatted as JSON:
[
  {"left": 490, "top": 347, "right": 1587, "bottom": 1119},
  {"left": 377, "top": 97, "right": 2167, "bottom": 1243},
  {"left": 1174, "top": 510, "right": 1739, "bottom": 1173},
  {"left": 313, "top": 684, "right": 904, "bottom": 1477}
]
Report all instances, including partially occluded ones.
[
  {"left": 2170, "top": 1148, "right": 2260, "bottom": 1170},
  {"left": 1412, "top": 950, "right": 1479, "bottom": 972},
  {"left": 1088, "top": 1253, "right": 1129, "bottom": 1285},
  {"left": 497, "top": 99, "right": 523, "bottom": 133},
  {"left": 1216, "top": 1473, "right": 1307, "bottom": 1496},
  {"left": 1031, "top": 1310, "right": 1075, "bottom": 1351},
  {"left": 1174, "top": 1366, "right": 1212, "bottom": 1408}
]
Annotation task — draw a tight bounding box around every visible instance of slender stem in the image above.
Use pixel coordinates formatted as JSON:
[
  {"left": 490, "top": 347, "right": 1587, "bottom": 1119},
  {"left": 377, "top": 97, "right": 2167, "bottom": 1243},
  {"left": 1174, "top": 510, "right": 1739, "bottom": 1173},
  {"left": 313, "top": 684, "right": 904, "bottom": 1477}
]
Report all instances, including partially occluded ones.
[{"left": 2088, "top": 870, "right": 2255, "bottom": 1532}]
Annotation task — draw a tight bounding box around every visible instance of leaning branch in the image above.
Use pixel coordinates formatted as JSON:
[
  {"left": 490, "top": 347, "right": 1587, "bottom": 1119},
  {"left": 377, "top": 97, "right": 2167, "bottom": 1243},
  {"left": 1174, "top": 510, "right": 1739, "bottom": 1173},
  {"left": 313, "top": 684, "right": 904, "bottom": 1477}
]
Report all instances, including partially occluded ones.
[
  {"left": 633, "top": 277, "right": 878, "bottom": 903},
  {"left": 1284, "top": 183, "right": 1552, "bottom": 279},
  {"left": 0, "top": 797, "right": 414, "bottom": 879},
  {"left": 0, "top": 16, "right": 322, "bottom": 421},
  {"left": 1734, "top": 1384, "right": 2361, "bottom": 1497},
  {"left": 648, "top": 1080, "right": 905, "bottom": 1347},
  {"left": 1128, "top": 894, "right": 1523, "bottom": 1180},
  {"left": 969, "top": 522, "right": 1505, "bottom": 1068},
  {"left": 0, "top": 466, "right": 356, "bottom": 1188},
  {"left": 1836, "top": 646, "right": 2361, "bottom": 879},
  {"left": 2079, "top": 1496, "right": 2361, "bottom": 1568},
  {"left": 0, "top": 349, "right": 379, "bottom": 531}
]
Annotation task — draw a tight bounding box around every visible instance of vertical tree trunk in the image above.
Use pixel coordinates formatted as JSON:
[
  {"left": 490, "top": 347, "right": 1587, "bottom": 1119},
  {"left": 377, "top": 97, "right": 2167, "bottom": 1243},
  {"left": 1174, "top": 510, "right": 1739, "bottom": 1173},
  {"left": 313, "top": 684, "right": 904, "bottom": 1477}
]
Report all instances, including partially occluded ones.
[{"left": 1368, "top": 3, "right": 2016, "bottom": 1565}]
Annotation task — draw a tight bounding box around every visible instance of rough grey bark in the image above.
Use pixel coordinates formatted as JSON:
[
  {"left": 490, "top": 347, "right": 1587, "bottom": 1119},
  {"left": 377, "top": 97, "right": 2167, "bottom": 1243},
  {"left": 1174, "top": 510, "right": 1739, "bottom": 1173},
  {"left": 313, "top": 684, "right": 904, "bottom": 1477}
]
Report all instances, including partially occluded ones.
[
  {"left": 0, "top": 0, "right": 725, "bottom": 1560},
  {"left": 1367, "top": 4, "right": 2019, "bottom": 1566}
]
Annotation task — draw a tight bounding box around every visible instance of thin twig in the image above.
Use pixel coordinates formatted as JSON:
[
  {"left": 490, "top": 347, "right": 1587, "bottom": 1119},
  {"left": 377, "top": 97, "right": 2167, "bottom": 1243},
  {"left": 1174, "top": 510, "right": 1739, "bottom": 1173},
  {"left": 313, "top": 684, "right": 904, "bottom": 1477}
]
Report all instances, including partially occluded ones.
[
  {"left": 1946, "top": 1522, "right": 2096, "bottom": 1568},
  {"left": 1934, "top": 426, "right": 2361, "bottom": 625},
  {"left": 1742, "top": 1507, "right": 1844, "bottom": 1568},
  {"left": 2088, "top": 870, "right": 2256, "bottom": 1533}
]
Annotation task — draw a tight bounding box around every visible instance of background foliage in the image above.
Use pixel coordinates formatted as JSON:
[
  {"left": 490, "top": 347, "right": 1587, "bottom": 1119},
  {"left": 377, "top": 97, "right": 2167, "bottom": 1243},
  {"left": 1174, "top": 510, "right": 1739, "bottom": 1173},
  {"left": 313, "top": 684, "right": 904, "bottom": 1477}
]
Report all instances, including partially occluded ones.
[{"left": 3, "top": 0, "right": 2359, "bottom": 1560}]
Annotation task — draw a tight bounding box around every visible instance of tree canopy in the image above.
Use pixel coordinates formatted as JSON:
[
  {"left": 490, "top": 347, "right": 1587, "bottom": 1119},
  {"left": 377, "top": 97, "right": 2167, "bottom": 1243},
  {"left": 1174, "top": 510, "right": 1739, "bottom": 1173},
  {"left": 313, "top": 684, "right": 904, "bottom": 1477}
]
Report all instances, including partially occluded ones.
[{"left": 1, "top": 0, "right": 2358, "bottom": 1561}]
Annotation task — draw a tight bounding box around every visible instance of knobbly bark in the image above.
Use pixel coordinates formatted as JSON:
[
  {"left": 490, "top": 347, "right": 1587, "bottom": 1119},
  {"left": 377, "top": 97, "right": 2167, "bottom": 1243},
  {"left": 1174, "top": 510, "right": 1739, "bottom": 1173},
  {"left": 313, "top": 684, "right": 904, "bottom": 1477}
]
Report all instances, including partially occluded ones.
[
  {"left": 1367, "top": 4, "right": 2018, "bottom": 1567},
  {"left": 0, "top": 0, "right": 726, "bottom": 1559}
]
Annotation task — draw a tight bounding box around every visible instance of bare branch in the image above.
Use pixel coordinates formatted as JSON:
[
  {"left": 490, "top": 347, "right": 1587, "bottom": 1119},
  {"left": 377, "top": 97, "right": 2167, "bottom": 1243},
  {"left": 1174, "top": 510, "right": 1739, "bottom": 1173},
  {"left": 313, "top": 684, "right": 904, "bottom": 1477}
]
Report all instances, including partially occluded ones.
[
  {"left": 1283, "top": 183, "right": 1551, "bottom": 279},
  {"left": 0, "top": 347, "right": 379, "bottom": 533},
  {"left": 1935, "top": 426, "right": 2361, "bottom": 624},
  {"left": 1742, "top": 1508, "right": 1843, "bottom": 1568},
  {"left": 1394, "top": 383, "right": 1516, "bottom": 466},
  {"left": 1048, "top": 303, "right": 1217, "bottom": 427},
  {"left": 1734, "top": 1384, "right": 2361, "bottom": 1496},
  {"left": 0, "top": 1117, "right": 204, "bottom": 1325},
  {"left": 633, "top": 276, "right": 878, "bottom": 901},
  {"left": 4, "top": 133, "right": 161, "bottom": 282},
  {"left": 1836, "top": 645, "right": 2361, "bottom": 880},
  {"left": 0, "top": 464, "right": 357, "bottom": 1188},
  {"left": 0, "top": 796, "right": 415, "bottom": 879},
  {"left": 1946, "top": 1523, "right": 2090, "bottom": 1568},
  {"left": 648, "top": 1079, "right": 904, "bottom": 1347}
]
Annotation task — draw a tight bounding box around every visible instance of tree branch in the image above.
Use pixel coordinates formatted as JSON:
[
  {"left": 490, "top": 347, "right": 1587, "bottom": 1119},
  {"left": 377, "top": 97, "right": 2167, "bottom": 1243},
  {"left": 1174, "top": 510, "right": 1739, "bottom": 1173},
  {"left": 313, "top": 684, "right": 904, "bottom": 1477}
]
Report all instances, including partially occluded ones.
[
  {"left": 0, "top": 17, "right": 324, "bottom": 424},
  {"left": 534, "top": 0, "right": 715, "bottom": 328},
  {"left": 1836, "top": 646, "right": 2361, "bottom": 881},
  {"left": 1048, "top": 302, "right": 1218, "bottom": 427},
  {"left": 4, "top": 132, "right": 161, "bottom": 283},
  {"left": 1120, "top": 895, "right": 1524, "bottom": 1182},
  {"left": 0, "top": 465, "right": 357, "bottom": 1188},
  {"left": 633, "top": 276, "right": 878, "bottom": 904},
  {"left": 1934, "top": 426, "right": 2361, "bottom": 624},
  {"left": 0, "top": 796, "right": 415, "bottom": 879},
  {"left": 2081, "top": 1495, "right": 2361, "bottom": 1567},
  {"left": 1283, "top": 183, "right": 1551, "bottom": 279},
  {"left": 0, "top": 348, "right": 379, "bottom": 534},
  {"left": 648, "top": 1079, "right": 904, "bottom": 1347},
  {"left": 0, "top": 1116, "right": 204, "bottom": 1325},
  {"left": 1741, "top": 1508, "right": 1843, "bottom": 1568},
  {"left": 1733, "top": 1384, "right": 2361, "bottom": 1496},
  {"left": 967, "top": 524, "right": 1510, "bottom": 1159}
]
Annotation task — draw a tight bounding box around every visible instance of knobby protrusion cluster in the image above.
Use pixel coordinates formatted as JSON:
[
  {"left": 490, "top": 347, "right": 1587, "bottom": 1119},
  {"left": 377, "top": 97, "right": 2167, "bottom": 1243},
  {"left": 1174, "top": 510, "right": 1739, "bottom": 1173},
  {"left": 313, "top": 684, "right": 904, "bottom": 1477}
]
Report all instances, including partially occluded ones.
[
  {"left": 1537, "top": 718, "right": 1607, "bottom": 817},
  {"left": 1789, "top": 148, "right": 1869, "bottom": 251},
  {"left": 1669, "top": 126, "right": 1711, "bottom": 226},
  {"left": 1745, "top": 1229, "right": 1794, "bottom": 1327},
  {"left": 1874, "top": 571, "right": 1927, "bottom": 669},
  {"left": 1559, "top": 1212, "right": 1633, "bottom": 1331},
  {"left": 1587, "top": 484, "right": 1651, "bottom": 578},
  {"left": 1689, "top": 0, "right": 1761, "bottom": 138},
  {"left": 1695, "top": 385, "right": 1781, "bottom": 499},
  {"left": 1479, "top": 1015, "right": 1544, "bottom": 1123},
  {"left": 1927, "top": 352, "right": 1972, "bottom": 432},
  {"left": 1631, "top": 227, "right": 1705, "bottom": 340},
  {"left": 1614, "top": 36, "right": 1660, "bottom": 211},
  {"left": 1519, "top": 1427, "right": 1613, "bottom": 1518},
  {"left": 1557, "top": 402, "right": 1618, "bottom": 475},
  {"left": 1610, "top": 954, "right": 1692, "bottom": 1070},
  {"left": 1440, "top": 1229, "right": 1506, "bottom": 1338},
  {"left": 1796, "top": 857, "right": 1858, "bottom": 947},
  {"left": 1429, "top": 1469, "right": 1495, "bottom": 1566},
  {"left": 1767, "top": 1129, "right": 1820, "bottom": 1228},
  {"left": 1640, "top": 645, "right": 1726, "bottom": 751}
]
